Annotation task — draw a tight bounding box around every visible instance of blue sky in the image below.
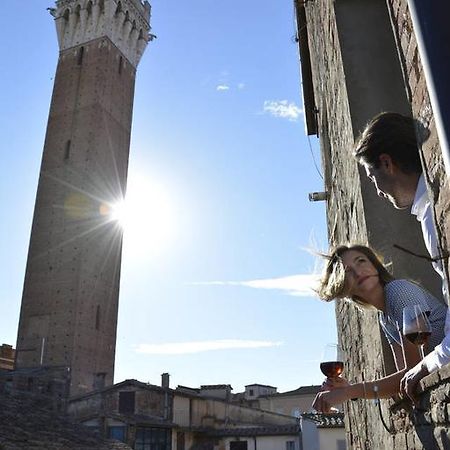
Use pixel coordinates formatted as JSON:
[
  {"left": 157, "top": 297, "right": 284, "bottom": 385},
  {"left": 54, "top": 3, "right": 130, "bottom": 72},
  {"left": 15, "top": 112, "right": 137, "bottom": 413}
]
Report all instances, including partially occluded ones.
[{"left": 0, "top": 0, "right": 337, "bottom": 393}]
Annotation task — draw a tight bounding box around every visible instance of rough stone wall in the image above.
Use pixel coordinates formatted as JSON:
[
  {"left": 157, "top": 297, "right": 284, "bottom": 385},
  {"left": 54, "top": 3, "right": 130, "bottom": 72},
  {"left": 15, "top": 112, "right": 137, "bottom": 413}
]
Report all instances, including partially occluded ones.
[
  {"left": 387, "top": 0, "right": 450, "bottom": 287},
  {"left": 189, "top": 398, "right": 298, "bottom": 428},
  {"left": 302, "top": 0, "right": 450, "bottom": 448},
  {"left": 304, "top": 1, "right": 388, "bottom": 447}
]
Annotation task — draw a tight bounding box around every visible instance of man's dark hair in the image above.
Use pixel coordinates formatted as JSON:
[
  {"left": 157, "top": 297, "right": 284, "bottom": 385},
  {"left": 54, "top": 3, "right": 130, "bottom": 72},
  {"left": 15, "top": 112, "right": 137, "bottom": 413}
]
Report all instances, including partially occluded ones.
[{"left": 353, "top": 112, "right": 422, "bottom": 174}]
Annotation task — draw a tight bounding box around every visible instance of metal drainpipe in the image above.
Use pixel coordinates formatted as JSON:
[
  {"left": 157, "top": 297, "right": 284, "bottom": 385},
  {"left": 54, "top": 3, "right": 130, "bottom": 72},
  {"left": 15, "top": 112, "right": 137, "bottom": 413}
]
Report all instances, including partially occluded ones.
[{"left": 406, "top": 0, "right": 450, "bottom": 179}]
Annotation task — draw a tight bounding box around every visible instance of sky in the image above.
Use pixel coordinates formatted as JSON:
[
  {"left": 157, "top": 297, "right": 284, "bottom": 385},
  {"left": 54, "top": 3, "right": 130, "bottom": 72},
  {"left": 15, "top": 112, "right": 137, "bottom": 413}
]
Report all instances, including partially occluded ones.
[{"left": 0, "top": 0, "right": 337, "bottom": 394}]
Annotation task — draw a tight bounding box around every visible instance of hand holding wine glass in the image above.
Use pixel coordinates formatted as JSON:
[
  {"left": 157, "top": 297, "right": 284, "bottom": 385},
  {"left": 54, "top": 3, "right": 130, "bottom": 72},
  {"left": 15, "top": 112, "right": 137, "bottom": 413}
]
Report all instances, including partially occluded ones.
[
  {"left": 402, "top": 305, "right": 432, "bottom": 359},
  {"left": 320, "top": 344, "right": 344, "bottom": 380}
]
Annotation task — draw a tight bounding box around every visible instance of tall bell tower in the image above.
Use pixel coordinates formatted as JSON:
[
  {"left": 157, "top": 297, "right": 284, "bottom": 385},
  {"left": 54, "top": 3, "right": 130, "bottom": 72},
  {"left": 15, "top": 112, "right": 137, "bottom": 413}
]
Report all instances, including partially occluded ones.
[{"left": 15, "top": 0, "right": 151, "bottom": 397}]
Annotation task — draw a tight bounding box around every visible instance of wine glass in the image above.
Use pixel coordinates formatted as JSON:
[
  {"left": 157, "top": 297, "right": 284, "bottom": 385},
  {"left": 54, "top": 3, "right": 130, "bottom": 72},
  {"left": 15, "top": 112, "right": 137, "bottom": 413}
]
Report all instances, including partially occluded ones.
[
  {"left": 402, "top": 305, "right": 432, "bottom": 359},
  {"left": 320, "top": 343, "right": 344, "bottom": 379}
]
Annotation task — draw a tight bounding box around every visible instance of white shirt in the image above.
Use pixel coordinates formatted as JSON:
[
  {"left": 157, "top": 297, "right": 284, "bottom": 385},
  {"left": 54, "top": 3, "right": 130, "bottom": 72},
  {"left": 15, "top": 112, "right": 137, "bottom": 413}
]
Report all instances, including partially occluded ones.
[{"left": 411, "top": 174, "right": 450, "bottom": 372}]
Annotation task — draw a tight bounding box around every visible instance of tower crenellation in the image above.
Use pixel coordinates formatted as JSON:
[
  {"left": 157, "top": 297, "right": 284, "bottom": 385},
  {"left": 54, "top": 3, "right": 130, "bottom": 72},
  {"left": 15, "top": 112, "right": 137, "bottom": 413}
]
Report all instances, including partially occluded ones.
[{"left": 53, "top": 0, "right": 151, "bottom": 67}]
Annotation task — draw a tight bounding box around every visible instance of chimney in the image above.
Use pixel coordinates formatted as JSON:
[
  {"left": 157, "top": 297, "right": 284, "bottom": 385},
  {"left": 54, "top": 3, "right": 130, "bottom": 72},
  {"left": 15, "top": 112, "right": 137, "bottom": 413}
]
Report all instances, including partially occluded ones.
[{"left": 161, "top": 372, "right": 170, "bottom": 388}]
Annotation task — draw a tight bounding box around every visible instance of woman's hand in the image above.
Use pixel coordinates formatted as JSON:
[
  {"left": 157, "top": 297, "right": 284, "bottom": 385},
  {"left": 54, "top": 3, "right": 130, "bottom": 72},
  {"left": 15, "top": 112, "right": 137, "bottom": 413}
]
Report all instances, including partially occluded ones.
[
  {"left": 322, "top": 376, "right": 350, "bottom": 391},
  {"left": 312, "top": 388, "right": 349, "bottom": 413}
]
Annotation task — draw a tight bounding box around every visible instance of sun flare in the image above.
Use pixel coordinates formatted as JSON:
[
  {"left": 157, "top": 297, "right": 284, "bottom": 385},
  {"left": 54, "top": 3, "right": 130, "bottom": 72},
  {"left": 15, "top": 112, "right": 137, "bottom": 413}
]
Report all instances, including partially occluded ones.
[{"left": 111, "top": 175, "right": 175, "bottom": 257}]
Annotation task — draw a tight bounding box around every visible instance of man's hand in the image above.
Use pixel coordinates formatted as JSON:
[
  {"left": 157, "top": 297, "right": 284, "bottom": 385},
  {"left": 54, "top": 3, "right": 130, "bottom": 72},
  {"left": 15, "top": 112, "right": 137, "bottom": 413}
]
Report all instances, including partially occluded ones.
[{"left": 400, "top": 361, "right": 428, "bottom": 403}]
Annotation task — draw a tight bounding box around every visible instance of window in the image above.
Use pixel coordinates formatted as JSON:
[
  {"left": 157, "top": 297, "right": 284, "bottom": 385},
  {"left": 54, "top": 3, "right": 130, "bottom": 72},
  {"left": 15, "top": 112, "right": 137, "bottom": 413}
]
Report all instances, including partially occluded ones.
[
  {"left": 77, "top": 46, "right": 84, "bottom": 65},
  {"left": 108, "top": 426, "right": 127, "bottom": 442},
  {"left": 95, "top": 305, "right": 100, "bottom": 330},
  {"left": 118, "top": 391, "right": 135, "bottom": 414},
  {"left": 230, "top": 442, "right": 247, "bottom": 450},
  {"left": 64, "top": 140, "right": 71, "bottom": 160},
  {"left": 176, "top": 431, "right": 185, "bottom": 450},
  {"left": 94, "top": 372, "right": 106, "bottom": 390},
  {"left": 135, "top": 427, "right": 171, "bottom": 450},
  {"left": 249, "top": 389, "right": 254, "bottom": 396},
  {"left": 286, "top": 441, "right": 295, "bottom": 450}
]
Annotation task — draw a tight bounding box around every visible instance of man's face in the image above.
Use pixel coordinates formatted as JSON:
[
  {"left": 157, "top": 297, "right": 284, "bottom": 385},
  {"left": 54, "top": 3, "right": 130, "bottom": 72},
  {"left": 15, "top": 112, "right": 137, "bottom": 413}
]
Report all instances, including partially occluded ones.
[{"left": 363, "top": 161, "right": 411, "bottom": 210}]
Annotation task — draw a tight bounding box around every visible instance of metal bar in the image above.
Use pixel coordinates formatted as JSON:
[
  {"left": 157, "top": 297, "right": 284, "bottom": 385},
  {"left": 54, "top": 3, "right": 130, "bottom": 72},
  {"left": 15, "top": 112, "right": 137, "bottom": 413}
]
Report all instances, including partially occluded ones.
[{"left": 407, "top": 0, "right": 450, "bottom": 178}]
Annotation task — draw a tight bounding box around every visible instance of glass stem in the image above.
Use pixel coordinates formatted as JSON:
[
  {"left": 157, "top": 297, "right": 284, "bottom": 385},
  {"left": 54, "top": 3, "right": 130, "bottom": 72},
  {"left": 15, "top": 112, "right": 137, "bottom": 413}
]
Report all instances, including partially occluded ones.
[{"left": 419, "top": 344, "right": 425, "bottom": 360}]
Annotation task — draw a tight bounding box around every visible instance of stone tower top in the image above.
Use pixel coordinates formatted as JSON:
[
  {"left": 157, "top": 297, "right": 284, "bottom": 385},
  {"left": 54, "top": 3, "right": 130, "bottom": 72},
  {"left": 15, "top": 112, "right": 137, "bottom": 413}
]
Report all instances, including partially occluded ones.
[{"left": 51, "top": 0, "right": 152, "bottom": 67}]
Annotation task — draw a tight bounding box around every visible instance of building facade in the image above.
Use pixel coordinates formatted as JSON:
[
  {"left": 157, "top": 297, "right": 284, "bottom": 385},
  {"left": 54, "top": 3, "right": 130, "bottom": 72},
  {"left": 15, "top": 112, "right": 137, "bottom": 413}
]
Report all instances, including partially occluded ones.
[
  {"left": 295, "top": 0, "right": 450, "bottom": 448},
  {"left": 67, "top": 379, "right": 301, "bottom": 450},
  {"left": 0, "top": 344, "right": 15, "bottom": 371},
  {"left": 15, "top": 0, "right": 151, "bottom": 397}
]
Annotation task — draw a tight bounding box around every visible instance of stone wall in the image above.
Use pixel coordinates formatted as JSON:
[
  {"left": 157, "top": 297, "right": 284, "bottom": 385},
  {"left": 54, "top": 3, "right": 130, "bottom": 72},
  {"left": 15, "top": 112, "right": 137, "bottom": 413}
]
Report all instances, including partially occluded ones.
[
  {"left": 387, "top": 0, "right": 450, "bottom": 287},
  {"left": 299, "top": 0, "right": 450, "bottom": 448}
]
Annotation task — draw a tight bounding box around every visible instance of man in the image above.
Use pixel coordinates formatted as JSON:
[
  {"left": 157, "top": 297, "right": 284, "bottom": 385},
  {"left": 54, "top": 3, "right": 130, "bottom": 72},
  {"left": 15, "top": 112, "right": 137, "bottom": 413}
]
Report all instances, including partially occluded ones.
[{"left": 353, "top": 111, "right": 449, "bottom": 401}]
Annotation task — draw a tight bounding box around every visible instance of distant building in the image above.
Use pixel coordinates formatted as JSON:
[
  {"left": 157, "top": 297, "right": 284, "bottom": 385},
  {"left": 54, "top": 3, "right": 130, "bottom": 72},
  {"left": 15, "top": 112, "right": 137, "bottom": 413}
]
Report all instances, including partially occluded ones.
[
  {"left": 236, "top": 384, "right": 346, "bottom": 450},
  {"left": 199, "top": 384, "right": 233, "bottom": 401},
  {"left": 67, "top": 377, "right": 301, "bottom": 450},
  {"left": 0, "top": 344, "right": 15, "bottom": 371},
  {"left": 244, "top": 383, "right": 277, "bottom": 401},
  {"left": 256, "top": 385, "right": 321, "bottom": 417},
  {"left": 301, "top": 413, "right": 346, "bottom": 450}
]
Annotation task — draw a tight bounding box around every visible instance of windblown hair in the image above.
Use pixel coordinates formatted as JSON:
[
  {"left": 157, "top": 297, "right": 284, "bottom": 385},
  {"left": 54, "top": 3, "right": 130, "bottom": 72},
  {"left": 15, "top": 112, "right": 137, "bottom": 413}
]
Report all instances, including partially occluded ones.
[
  {"left": 353, "top": 112, "right": 422, "bottom": 174},
  {"left": 317, "top": 244, "right": 394, "bottom": 308}
]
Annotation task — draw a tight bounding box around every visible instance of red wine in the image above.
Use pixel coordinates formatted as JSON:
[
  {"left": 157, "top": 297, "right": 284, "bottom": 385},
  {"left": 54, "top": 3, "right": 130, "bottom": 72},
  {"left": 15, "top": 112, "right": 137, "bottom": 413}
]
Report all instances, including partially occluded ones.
[
  {"left": 320, "top": 361, "right": 344, "bottom": 377},
  {"left": 405, "top": 331, "right": 431, "bottom": 346}
]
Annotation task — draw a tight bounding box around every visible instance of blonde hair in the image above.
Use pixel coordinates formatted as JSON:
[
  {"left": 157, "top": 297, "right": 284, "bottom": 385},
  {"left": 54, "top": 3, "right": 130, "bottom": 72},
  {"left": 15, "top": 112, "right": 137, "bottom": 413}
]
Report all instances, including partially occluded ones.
[{"left": 317, "top": 245, "right": 394, "bottom": 308}]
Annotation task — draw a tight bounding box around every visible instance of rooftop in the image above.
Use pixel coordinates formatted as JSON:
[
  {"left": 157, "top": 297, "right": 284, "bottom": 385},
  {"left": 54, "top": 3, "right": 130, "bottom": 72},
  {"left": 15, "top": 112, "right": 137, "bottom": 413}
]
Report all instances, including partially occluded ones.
[{"left": 0, "top": 390, "right": 131, "bottom": 449}]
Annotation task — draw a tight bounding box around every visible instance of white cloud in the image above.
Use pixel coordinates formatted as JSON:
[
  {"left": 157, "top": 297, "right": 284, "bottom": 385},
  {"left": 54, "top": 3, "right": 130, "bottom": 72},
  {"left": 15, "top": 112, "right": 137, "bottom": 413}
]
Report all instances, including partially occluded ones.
[
  {"left": 263, "top": 100, "right": 303, "bottom": 121},
  {"left": 238, "top": 82, "right": 245, "bottom": 90},
  {"left": 192, "top": 274, "right": 319, "bottom": 298},
  {"left": 135, "top": 339, "right": 283, "bottom": 355},
  {"left": 216, "top": 84, "right": 230, "bottom": 91}
]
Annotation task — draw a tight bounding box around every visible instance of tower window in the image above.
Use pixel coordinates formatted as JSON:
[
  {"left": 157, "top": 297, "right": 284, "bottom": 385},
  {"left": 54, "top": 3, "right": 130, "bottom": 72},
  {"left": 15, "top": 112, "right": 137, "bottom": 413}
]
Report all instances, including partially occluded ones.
[
  {"left": 95, "top": 305, "right": 100, "bottom": 330},
  {"left": 64, "top": 140, "right": 71, "bottom": 160},
  {"left": 77, "top": 46, "right": 84, "bottom": 66}
]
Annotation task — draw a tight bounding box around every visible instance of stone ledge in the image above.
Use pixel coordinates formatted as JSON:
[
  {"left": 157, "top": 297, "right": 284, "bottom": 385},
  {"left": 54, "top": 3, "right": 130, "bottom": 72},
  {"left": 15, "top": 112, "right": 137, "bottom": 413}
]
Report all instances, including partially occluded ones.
[{"left": 388, "top": 365, "right": 450, "bottom": 435}]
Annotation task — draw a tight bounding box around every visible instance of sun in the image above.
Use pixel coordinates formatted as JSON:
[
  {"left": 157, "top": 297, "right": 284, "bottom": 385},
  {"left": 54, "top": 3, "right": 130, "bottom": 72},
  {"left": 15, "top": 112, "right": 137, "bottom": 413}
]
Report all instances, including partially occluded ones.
[{"left": 110, "top": 175, "right": 175, "bottom": 257}]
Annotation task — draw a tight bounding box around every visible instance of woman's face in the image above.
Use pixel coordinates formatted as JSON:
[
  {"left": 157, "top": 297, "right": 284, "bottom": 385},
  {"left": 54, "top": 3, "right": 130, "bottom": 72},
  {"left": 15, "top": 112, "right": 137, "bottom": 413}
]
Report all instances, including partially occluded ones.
[{"left": 340, "top": 250, "right": 381, "bottom": 300}]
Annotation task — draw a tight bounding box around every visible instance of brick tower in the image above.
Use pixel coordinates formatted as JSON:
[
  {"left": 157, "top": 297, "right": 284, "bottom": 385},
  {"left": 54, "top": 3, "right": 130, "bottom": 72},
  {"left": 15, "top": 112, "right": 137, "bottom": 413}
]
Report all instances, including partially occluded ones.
[{"left": 15, "top": 0, "right": 151, "bottom": 397}]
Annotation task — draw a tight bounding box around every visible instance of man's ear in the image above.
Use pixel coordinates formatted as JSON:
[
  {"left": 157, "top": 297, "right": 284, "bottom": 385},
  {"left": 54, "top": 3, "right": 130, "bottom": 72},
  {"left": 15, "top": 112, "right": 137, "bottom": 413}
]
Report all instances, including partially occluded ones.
[{"left": 378, "top": 153, "right": 395, "bottom": 173}]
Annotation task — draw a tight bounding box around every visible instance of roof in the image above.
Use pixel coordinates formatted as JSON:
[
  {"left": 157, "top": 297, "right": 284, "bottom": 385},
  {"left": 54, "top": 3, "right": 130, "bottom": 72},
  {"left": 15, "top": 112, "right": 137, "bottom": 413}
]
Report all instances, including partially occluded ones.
[
  {"left": 0, "top": 390, "right": 132, "bottom": 449},
  {"left": 69, "top": 378, "right": 170, "bottom": 402},
  {"left": 176, "top": 385, "right": 200, "bottom": 394},
  {"left": 190, "top": 424, "right": 300, "bottom": 437},
  {"left": 302, "top": 412, "right": 345, "bottom": 428},
  {"left": 200, "top": 384, "right": 232, "bottom": 390},
  {"left": 266, "top": 385, "right": 321, "bottom": 398},
  {"left": 245, "top": 383, "right": 277, "bottom": 389}
]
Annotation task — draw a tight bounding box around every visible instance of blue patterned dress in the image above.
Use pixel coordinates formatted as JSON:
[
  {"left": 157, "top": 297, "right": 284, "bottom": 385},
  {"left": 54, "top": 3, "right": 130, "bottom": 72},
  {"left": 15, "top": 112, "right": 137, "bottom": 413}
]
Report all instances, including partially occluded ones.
[{"left": 379, "top": 279, "right": 446, "bottom": 352}]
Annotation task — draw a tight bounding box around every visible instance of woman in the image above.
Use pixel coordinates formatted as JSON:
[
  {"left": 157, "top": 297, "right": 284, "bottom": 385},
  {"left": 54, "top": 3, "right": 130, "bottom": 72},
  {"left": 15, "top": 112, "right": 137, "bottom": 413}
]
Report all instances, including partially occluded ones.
[{"left": 312, "top": 244, "right": 446, "bottom": 412}]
